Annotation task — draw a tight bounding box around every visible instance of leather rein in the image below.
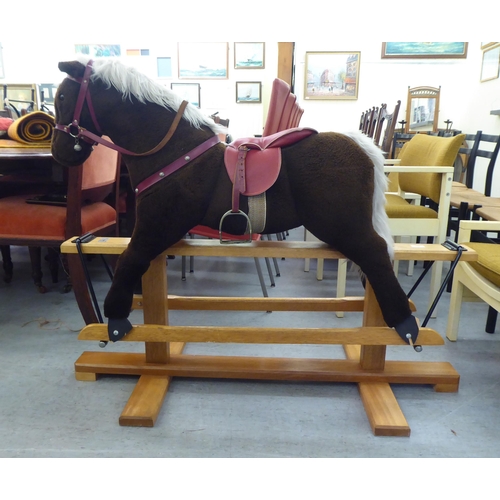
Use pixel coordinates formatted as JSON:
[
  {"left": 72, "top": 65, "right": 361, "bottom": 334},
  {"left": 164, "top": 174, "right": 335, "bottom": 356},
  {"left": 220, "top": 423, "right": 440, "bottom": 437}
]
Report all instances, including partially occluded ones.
[{"left": 54, "top": 59, "right": 220, "bottom": 194}]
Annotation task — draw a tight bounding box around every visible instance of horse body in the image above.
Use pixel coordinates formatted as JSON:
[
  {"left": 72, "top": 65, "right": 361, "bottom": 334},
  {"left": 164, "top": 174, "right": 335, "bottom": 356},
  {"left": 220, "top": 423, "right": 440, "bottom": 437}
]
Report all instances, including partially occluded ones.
[{"left": 51, "top": 57, "right": 418, "bottom": 343}]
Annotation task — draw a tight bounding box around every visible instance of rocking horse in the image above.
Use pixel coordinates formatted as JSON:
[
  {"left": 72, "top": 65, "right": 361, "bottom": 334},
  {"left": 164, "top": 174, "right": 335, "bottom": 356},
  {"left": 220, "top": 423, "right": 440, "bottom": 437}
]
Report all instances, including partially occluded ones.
[{"left": 51, "top": 57, "right": 419, "bottom": 345}]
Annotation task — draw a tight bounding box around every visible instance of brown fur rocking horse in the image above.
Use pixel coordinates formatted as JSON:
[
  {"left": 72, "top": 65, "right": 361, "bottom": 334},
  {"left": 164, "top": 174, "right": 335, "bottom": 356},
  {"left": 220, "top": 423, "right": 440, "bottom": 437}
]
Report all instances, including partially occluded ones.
[{"left": 51, "top": 57, "right": 419, "bottom": 345}]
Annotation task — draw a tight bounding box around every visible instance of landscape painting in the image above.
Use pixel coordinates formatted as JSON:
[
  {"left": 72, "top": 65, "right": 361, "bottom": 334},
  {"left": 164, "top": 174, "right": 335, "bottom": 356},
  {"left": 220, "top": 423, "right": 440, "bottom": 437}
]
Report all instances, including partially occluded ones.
[{"left": 382, "top": 43, "right": 468, "bottom": 58}]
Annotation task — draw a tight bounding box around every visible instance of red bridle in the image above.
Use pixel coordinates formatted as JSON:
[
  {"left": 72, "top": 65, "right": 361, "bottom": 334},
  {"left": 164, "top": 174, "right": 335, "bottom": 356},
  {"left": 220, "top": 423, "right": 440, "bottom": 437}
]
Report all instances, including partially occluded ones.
[
  {"left": 55, "top": 58, "right": 221, "bottom": 195},
  {"left": 54, "top": 59, "right": 193, "bottom": 157}
]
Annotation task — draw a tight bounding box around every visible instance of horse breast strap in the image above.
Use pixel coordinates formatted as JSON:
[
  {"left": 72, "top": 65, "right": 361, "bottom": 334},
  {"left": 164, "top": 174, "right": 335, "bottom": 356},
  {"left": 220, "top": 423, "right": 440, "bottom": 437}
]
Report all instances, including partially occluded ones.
[{"left": 224, "top": 127, "right": 317, "bottom": 212}]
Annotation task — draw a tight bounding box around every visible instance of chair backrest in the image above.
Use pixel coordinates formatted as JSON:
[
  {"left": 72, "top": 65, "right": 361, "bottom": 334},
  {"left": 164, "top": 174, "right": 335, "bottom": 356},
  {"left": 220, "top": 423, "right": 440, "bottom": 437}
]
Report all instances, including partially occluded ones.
[
  {"left": 362, "top": 107, "right": 375, "bottom": 135},
  {"left": 367, "top": 106, "right": 380, "bottom": 138},
  {"left": 398, "top": 133, "right": 465, "bottom": 203},
  {"left": 66, "top": 140, "right": 120, "bottom": 237},
  {"left": 460, "top": 131, "right": 500, "bottom": 195},
  {"left": 80, "top": 139, "right": 120, "bottom": 207},
  {"left": 381, "top": 100, "right": 401, "bottom": 157},
  {"left": 263, "top": 78, "right": 303, "bottom": 136},
  {"left": 373, "top": 104, "right": 387, "bottom": 146}
]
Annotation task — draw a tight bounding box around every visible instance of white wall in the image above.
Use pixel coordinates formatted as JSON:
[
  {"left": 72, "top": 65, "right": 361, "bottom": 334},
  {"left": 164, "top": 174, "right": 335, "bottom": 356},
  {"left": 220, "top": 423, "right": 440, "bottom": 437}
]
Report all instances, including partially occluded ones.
[{"left": 2, "top": 38, "right": 499, "bottom": 194}]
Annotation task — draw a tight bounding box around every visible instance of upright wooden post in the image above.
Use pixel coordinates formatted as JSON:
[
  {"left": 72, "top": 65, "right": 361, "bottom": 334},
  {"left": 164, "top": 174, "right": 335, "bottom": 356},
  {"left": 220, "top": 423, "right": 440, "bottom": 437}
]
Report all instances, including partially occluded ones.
[
  {"left": 277, "top": 43, "right": 294, "bottom": 86},
  {"left": 360, "top": 282, "right": 386, "bottom": 371},
  {"left": 119, "top": 254, "right": 170, "bottom": 427}
]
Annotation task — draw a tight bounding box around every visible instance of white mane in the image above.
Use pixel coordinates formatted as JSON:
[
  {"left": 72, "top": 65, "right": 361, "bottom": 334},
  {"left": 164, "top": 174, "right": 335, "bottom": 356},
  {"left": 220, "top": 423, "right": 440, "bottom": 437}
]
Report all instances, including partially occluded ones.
[{"left": 74, "top": 55, "right": 224, "bottom": 135}]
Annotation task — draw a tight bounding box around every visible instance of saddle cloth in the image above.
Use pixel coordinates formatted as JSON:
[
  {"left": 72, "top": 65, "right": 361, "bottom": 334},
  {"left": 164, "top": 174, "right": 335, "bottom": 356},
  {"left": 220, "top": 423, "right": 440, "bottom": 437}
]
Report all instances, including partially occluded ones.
[{"left": 224, "top": 127, "right": 317, "bottom": 199}]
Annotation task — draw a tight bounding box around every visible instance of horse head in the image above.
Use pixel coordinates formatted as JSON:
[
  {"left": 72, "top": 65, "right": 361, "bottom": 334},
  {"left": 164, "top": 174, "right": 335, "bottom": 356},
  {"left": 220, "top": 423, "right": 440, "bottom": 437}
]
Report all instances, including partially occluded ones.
[{"left": 51, "top": 59, "right": 104, "bottom": 167}]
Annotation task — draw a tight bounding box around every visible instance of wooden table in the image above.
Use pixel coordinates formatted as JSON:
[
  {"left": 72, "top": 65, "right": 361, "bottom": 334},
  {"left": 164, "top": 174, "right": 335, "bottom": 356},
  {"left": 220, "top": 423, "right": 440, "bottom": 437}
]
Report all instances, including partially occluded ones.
[
  {"left": 61, "top": 237, "right": 477, "bottom": 436},
  {"left": 0, "top": 146, "right": 56, "bottom": 186}
]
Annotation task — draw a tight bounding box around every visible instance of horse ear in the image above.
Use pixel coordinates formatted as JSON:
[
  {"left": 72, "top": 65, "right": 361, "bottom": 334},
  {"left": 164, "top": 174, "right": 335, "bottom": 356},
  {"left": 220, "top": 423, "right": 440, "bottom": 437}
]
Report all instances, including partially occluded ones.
[{"left": 58, "top": 61, "right": 86, "bottom": 79}]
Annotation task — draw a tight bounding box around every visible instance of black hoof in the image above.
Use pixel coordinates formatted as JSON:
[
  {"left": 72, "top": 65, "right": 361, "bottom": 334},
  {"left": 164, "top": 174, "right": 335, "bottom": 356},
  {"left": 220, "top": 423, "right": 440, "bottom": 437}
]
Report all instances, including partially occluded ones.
[
  {"left": 395, "top": 315, "right": 419, "bottom": 345},
  {"left": 107, "top": 318, "right": 133, "bottom": 342}
]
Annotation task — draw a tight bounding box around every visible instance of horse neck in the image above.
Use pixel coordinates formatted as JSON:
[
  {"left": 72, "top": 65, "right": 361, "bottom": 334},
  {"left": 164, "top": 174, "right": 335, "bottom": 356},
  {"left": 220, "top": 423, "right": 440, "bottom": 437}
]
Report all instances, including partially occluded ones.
[{"left": 92, "top": 86, "right": 216, "bottom": 187}]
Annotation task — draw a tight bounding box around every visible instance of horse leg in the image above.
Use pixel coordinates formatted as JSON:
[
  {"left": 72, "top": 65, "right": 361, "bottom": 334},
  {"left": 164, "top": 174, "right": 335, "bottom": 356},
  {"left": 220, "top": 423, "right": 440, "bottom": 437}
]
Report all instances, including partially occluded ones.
[
  {"left": 328, "top": 229, "right": 419, "bottom": 345},
  {"left": 103, "top": 215, "right": 186, "bottom": 340}
]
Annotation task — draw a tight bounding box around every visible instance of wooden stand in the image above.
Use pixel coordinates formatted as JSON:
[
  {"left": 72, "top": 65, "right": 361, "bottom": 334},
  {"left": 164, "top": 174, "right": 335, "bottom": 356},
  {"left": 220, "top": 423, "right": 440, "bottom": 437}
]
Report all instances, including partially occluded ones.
[{"left": 61, "top": 238, "right": 477, "bottom": 436}]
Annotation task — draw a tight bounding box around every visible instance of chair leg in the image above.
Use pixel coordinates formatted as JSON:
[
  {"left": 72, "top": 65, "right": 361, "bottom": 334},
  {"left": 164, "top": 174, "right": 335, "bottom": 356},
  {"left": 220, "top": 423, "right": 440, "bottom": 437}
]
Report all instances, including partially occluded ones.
[
  {"left": 264, "top": 257, "right": 275, "bottom": 287},
  {"left": 335, "top": 258, "right": 349, "bottom": 318},
  {"left": 45, "top": 247, "right": 60, "bottom": 283},
  {"left": 265, "top": 234, "right": 281, "bottom": 276},
  {"left": 486, "top": 307, "right": 498, "bottom": 334},
  {"left": 1, "top": 245, "right": 13, "bottom": 283},
  {"left": 446, "top": 272, "right": 465, "bottom": 341},
  {"left": 253, "top": 257, "right": 268, "bottom": 298},
  {"left": 28, "top": 246, "right": 47, "bottom": 293}
]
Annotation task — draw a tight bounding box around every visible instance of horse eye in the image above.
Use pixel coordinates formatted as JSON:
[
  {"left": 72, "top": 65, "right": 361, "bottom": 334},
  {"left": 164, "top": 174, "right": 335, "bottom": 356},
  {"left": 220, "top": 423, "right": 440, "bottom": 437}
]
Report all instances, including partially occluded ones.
[{"left": 59, "top": 94, "right": 65, "bottom": 101}]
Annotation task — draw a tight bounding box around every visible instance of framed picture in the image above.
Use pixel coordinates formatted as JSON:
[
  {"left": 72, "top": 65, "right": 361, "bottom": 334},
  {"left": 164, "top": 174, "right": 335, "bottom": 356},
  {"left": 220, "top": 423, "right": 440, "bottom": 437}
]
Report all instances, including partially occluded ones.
[
  {"left": 381, "top": 42, "right": 468, "bottom": 59},
  {"left": 236, "top": 82, "right": 262, "bottom": 103},
  {"left": 75, "top": 44, "right": 121, "bottom": 57},
  {"left": 2, "top": 84, "right": 37, "bottom": 116},
  {"left": 171, "top": 82, "right": 201, "bottom": 108},
  {"left": 157, "top": 57, "right": 172, "bottom": 78},
  {"left": 178, "top": 42, "right": 228, "bottom": 79},
  {"left": 234, "top": 42, "right": 265, "bottom": 69},
  {"left": 480, "top": 45, "right": 500, "bottom": 82},
  {"left": 0, "top": 43, "right": 4, "bottom": 79},
  {"left": 304, "top": 52, "right": 360, "bottom": 100}
]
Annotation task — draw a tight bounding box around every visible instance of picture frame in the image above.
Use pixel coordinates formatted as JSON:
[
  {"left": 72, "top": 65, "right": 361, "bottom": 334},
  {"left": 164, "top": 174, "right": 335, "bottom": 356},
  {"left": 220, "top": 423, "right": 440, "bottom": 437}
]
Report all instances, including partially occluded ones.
[
  {"left": 1, "top": 84, "right": 38, "bottom": 116},
  {"left": 480, "top": 44, "right": 500, "bottom": 82},
  {"left": 381, "top": 43, "right": 468, "bottom": 59},
  {"left": 304, "top": 51, "right": 360, "bottom": 100},
  {"left": 177, "top": 42, "right": 228, "bottom": 79},
  {"left": 234, "top": 42, "right": 265, "bottom": 69},
  {"left": 0, "top": 43, "right": 4, "bottom": 79},
  {"left": 236, "top": 82, "right": 262, "bottom": 103},
  {"left": 171, "top": 82, "right": 201, "bottom": 108},
  {"left": 481, "top": 42, "right": 498, "bottom": 49},
  {"left": 75, "top": 44, "right": 121, "bottom": 57},
  {"left": 157, "top": 57, "right": 172, "bottom": 78}
]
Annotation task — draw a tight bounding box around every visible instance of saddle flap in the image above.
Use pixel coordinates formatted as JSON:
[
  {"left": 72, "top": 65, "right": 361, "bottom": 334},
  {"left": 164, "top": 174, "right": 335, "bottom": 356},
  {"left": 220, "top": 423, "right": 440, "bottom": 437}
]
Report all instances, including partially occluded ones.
[
  {"left": 224, "top": 127, "right": 317, "bottom": 196},
  {"left": 225, "top": 147, "right": 281, "bottom": 196}
]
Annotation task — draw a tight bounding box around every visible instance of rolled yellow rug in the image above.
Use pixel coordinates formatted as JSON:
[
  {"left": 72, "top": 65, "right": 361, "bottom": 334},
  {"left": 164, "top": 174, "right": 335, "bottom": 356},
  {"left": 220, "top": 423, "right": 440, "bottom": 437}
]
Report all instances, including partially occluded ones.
[{"left": 7, "top": 111, "right": 55, "bottom": 144}]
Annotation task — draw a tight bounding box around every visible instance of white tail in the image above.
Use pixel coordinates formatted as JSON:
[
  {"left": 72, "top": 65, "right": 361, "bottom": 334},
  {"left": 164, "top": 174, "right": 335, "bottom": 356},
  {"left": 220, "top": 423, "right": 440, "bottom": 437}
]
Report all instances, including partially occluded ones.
[{"left": 343, "top": 131, "right": 394, "bottom": 260}]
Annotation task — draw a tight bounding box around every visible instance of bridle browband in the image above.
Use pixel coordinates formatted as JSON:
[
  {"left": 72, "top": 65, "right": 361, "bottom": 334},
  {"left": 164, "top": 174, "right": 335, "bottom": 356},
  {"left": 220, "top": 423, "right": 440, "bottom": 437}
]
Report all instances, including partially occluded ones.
[
  {"left": 55, "top": 59, "right": 221, "bottom": 195},
  {"left": 55, "top": 59, "right": 190, "bottom": 157}
]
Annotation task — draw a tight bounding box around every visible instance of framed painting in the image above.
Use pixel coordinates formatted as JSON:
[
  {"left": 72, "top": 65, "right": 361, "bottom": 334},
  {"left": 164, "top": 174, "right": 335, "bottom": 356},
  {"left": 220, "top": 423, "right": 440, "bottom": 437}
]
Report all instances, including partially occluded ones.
[
  {"left": 304, "top": 52, "right": 360, "bottom": 100},
  {"left": 0, "top": 43, "right": 4, "bottom": 79},
  {"left": 381, "top": 43, "right": 468, "bottom": 59},
  {"left": 234, "top": 42, "right": 265, "bottom": 69},
  {"left": 171, "top": 82, "right": 201, "bottom": 108},
  {"left": 236, "top": 81, "right": 262, "bottom": 103},
  {"left": 75, "top": 44, "right": 121, "bottom": 57},
  {"left": 178, "top": 42, "right": 228, "bottom": 79},
  {"left": 157, "top": 57, "right": 172, "bottom": 78},
  {"left": 480, "top": 45, "right": 500, "bottom": 82}
]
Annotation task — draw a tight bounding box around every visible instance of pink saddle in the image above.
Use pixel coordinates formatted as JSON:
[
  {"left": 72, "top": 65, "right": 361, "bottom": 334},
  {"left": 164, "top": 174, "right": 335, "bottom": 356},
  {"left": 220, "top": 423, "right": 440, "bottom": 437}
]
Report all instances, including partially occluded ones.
[{"left": 224, "top": 127, "right": 317, "bottom": 208}]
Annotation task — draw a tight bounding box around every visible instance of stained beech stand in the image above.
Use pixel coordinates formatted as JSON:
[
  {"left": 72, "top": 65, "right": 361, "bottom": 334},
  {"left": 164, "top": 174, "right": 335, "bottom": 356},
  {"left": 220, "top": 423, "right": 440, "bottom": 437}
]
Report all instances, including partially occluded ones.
[{"left": 61, "top": 237, "right": 477, "bottom": 436}]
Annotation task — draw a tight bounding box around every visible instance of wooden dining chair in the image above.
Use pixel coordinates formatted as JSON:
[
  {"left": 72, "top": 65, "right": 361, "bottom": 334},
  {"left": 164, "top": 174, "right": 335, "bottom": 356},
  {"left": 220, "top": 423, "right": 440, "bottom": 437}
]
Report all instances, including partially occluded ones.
[
  {"left": 446, "top": 219, "right": 500, "bottom": 341},
  {"left": 0, "top": 142, "right": 120, "bottom": 315}
]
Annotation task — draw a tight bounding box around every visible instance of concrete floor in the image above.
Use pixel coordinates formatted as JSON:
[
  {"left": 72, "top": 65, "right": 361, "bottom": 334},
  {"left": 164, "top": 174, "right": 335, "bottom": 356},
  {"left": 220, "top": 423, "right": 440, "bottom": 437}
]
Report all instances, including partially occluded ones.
[{"left": 1, "top": 227, "right": 499, "bottom": 458}]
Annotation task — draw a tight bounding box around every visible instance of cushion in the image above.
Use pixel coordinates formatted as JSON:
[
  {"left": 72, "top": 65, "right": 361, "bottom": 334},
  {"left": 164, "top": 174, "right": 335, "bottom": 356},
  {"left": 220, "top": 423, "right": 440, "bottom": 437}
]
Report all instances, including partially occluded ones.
[
  {"left": 466, "top": 242, "right": 500, "bottom": 288},
  {"left": 385, "top": 193, "right": 438, "bottom": 218},
  {"left": 0, "top": 117, "right": 14, "bottom": 131},
  {"left": 398, "top": 133, "right": 465, "bottom": 203},
  {"left": 0, "top": 195, "right": 116, "bottom": 240}
]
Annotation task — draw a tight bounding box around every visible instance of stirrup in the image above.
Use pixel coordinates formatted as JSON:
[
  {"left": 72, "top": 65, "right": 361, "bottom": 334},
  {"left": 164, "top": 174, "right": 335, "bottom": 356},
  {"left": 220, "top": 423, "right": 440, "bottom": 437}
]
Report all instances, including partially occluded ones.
[{"left": 219, "top": 210, "right": 253, "bottom": 244}]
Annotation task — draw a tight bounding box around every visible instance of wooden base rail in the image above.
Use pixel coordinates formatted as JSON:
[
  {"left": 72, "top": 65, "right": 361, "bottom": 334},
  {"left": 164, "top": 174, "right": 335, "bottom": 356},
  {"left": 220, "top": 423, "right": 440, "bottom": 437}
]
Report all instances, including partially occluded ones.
[{"left": 61, "top": 237, "right": 477, "bottom": 436}]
